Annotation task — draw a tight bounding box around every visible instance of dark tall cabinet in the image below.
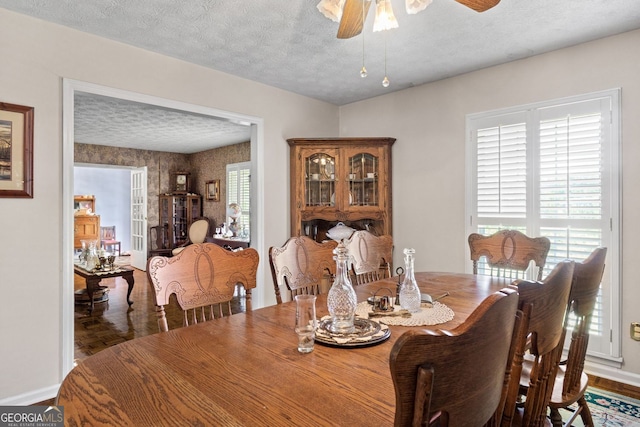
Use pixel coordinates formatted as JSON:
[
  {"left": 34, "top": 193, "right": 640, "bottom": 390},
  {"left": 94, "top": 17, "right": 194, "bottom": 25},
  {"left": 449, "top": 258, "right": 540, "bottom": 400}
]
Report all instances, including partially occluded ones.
[{"left": 159, "top": 194, "right": 202, "bottom": 248}]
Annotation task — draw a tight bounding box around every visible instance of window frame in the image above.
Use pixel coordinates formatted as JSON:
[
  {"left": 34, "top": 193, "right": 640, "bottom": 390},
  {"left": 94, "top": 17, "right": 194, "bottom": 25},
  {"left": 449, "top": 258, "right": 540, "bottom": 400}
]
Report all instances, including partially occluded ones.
[
  {"left": 226, "top": 161, "right": 251, "bottom": 236},
  {"left": 465, "top": 89, "right": 622, "bottom": 364}
]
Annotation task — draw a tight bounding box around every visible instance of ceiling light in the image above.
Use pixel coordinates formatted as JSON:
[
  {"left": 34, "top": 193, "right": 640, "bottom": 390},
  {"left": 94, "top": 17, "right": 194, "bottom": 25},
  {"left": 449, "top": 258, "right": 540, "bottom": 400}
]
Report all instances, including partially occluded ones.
[
  {"left": 373, "top": 0, "right": 399, "bottom": 32},
  {"left": 406, "top": 0, "right": 433, "bottom": 14},
  {"left": 317, "top": 0, "right": 346, "bottom": 23}
]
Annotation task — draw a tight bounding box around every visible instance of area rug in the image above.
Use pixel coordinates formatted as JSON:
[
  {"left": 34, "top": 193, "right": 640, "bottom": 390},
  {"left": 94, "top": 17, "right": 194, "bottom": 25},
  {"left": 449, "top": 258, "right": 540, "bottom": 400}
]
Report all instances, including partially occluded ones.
[{"left": 563, "top": 388, "right": 640, "bottom": 426}]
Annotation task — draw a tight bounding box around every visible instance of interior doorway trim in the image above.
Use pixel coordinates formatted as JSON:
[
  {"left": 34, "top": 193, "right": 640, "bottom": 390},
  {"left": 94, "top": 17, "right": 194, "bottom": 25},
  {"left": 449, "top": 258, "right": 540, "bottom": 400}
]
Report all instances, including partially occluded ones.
[{"left": 62, "top": 79, "right": 265, "bottom": 379}]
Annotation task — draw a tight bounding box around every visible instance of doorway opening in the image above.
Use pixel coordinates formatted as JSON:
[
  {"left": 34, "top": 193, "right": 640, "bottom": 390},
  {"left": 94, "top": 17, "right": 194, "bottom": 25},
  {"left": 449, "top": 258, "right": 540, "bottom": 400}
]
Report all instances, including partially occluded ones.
[{"left": 62, "top": 79, "right": 265, "bottom": 377}]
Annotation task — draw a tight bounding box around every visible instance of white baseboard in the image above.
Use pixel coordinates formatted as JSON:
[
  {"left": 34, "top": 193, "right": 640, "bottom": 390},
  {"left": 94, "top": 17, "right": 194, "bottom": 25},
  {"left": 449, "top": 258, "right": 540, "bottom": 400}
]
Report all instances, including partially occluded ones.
[
  {"left": 585, "top": 361, "right": 640, "bottom": 389},
  {"left": 0, "top": 383, "right": 60, "bottom": 406}
]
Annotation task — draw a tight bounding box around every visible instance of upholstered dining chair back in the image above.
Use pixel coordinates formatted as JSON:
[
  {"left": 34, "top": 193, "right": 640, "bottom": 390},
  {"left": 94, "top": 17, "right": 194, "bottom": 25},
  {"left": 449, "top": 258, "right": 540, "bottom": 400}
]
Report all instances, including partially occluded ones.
[
  {"left": 468, "top": 229, "right": 551, "bottom": 280},
  {"left": 343, "top": 231, "right": 393, "bottom": 285},
  {"left": 172, "top": 218, "right": 210, "bottom": 256},
  {"left": 500, "top": 260, "right": 575, "bottom": 426},
  {"left": 148, "top": 243, "right": 259, "bottom": 332},
  {"left": 543, "top": 247, "right": 607, "bottom": 426},
  {"left": 100, "top": 225, "right": 121, "bottom": 256},
  {"left": 389, "top": 288, "right": 519, "bottom": 427},
  {"left": 269, "top": 236, "right": 338, "bottom": 304}
]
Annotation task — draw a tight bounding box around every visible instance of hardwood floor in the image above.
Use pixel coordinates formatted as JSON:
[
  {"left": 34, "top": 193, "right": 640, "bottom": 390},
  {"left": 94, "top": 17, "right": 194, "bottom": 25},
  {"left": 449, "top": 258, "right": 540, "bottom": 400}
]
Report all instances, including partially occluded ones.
[{"left": 73, "top": 261, "right": 247, "bottom": 362}]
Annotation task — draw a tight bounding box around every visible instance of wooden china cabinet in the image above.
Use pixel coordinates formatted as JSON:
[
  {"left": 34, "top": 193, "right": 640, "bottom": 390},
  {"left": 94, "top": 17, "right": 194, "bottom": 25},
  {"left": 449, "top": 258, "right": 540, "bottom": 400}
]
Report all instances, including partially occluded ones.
[
  {"left": 287, "top": 137, "right": 395, "bottom": 242},
  {"left": 73, "top": 195, "right": 100, "bottom": 249}
]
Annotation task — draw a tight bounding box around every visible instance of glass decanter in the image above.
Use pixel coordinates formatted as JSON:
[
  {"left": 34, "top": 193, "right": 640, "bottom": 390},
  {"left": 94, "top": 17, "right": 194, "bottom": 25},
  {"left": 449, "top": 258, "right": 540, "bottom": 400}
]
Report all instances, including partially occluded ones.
[
  {"left": 85, "top": 240, "right": 100, "bottom": 271},
  {"left": 400, "top": 248, "right": 421, "bottom": 313},
  {"left": 327, "top": 243, "right": 357, "bottom": 334}
]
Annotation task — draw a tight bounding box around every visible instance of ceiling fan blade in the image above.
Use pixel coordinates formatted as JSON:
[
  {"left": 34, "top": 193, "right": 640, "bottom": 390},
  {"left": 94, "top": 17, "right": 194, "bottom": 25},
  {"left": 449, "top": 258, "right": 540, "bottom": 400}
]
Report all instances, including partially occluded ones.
[
  {"left": 454, "top": 0, "right": 500, "bottom": 12},
  {"left": 337, "top": 0, "right": 372, "bottom": 39}
]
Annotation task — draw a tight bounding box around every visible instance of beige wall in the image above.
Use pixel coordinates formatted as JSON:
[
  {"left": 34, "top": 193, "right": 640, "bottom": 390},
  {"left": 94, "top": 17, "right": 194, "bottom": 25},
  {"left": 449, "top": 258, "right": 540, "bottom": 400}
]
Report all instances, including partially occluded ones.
[
  {"left": 339, "top": 29, "right": 640, "bottom": 383},
  {"left": 0, "top": 8, "right": 338, "bottom": 403}
]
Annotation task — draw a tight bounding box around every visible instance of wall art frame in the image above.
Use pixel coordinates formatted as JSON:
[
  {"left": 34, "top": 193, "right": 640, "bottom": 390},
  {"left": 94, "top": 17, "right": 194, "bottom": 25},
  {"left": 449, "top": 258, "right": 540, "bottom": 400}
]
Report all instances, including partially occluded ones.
[
  {"left": 206, "top": 179, "right": 220, "bottom": 202},
  {"left": 0, "top": 102, "right": 34, "bottom": 198}
]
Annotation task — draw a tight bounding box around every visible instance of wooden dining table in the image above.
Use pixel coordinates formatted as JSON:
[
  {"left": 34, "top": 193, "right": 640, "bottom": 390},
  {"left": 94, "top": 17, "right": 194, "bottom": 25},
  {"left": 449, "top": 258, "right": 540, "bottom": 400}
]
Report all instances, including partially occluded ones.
[{"left": 56, "top": 272, "right": 512, "bottom": 426}]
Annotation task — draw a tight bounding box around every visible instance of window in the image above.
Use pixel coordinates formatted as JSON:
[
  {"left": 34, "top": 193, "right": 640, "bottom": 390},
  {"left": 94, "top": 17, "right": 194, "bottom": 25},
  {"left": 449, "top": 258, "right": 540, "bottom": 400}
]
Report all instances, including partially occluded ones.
[
  {"left": 466, "top": 89, "right": 621, "bottom": 362},
  {"left": 226, "top": 161, "right": 251, "bottom": 236}
]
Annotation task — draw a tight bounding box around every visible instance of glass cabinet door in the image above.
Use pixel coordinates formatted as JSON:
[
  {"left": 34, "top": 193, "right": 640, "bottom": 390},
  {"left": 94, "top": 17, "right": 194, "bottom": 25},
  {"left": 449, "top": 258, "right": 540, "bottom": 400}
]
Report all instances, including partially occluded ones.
[
  {"left": 173, "top": 197, "right": 188, "bottom": 243},
  {"left": 347, "top": 152, "right": 379, "bottom": 207},
  {"left": 304, "top": 152, "right": 337, "bottom": 207},
  {"left": 189, "top": 196, "right": 201, "bottom": 220}
]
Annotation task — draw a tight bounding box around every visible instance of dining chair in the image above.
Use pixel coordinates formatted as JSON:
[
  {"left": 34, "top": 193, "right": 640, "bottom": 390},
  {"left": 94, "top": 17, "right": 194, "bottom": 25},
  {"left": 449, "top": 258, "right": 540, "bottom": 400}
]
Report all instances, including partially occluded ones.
[
  {"left": 268, "top": 236, "right": 338, "bottom": 304},
  {"left": 520, "top": 247, "right": 607, "bottom": 426},
  {"left": 343, "top": 230, "right": 393, "bottom": 285},
  {"left": 468, "top": 229, "right": 551, "bottom": 280},
  {"left": 147, "top": 242, "right": 259, "bottom": 332},
  {"left": 389, "top": 287, "right": 520, "bottom": 427},
  {"left": 100, "top": 225, "right": 121, "bottom": 256},
  {"left": 500, "top": 260, "right": 575, "bottom": 427},
  {"left": 171, "top": 218, "right": 210, "bottom": 256}
]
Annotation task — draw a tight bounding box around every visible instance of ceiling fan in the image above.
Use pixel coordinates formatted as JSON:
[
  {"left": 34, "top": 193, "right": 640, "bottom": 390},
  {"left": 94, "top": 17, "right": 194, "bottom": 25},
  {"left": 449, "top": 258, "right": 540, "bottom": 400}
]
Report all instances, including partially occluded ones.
[{"left": 326, "top": 0, "right": 501, "bottom": 39}]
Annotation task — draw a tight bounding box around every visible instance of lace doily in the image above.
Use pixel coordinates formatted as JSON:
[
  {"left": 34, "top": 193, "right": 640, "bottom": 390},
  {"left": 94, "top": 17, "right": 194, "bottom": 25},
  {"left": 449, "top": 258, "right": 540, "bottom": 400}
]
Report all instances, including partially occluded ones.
[
  {"left": 94, "top": 268, "right": 126, "bottom": 276},
  {"left": 355, "top": 301, "right": 454, "bottom": 326}
]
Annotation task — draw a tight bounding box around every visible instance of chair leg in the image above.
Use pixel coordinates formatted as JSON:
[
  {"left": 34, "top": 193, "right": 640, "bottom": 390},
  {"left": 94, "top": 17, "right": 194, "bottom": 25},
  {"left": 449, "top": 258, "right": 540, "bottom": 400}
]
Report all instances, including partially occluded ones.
[
  {"left": 577, "top": 396, "right": 594, "bottom": 427},
  {"left": 549, "top": 407, "right": 563, "bottom": 427}
]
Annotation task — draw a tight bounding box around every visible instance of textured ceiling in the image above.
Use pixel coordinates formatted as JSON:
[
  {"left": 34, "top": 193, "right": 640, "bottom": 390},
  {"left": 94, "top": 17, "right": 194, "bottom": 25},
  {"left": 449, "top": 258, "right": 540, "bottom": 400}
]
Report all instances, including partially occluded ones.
[
  {"left": 74, "top": 93, "right": 251, "bottom": 154},
  {"left": 2, "top": 0, "right": 639, "bottom": 152}
]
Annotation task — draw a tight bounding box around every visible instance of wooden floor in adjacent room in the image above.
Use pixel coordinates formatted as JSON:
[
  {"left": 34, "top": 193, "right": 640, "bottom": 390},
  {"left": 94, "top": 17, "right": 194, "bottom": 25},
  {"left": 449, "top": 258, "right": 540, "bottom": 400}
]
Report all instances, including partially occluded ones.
[{"left": 73, "top": 258, "right": 247, "bottom": 362}]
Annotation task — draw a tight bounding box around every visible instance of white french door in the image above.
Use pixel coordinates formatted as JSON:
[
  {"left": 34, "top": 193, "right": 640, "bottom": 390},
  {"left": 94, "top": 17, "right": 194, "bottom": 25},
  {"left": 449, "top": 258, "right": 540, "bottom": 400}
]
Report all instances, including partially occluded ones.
[{"left": 130, "top": 167, "right": 147, "bottom": 270}]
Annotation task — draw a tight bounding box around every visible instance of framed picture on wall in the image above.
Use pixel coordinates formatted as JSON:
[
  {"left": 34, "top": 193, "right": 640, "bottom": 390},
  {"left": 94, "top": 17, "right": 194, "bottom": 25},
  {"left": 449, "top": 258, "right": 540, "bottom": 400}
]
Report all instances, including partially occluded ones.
[
  {"left": 0, "top": 102, "right": 34, "bottom": 198},
  {"left": 206, "top": 179, "right": 220, "bottom": 202}
]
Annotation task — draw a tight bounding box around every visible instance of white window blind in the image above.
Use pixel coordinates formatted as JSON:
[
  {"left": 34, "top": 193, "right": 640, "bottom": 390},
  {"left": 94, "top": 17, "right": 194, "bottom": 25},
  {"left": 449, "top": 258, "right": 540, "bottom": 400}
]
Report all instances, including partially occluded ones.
[
  {"left": 226, "top": 162, "right": 251, "bottom": 234},
  {"left": 477, "top": 119, "right": 527, "bottom": 219},
  {"left": 466, "top": 90, "right": 620, "bottom": 362}
]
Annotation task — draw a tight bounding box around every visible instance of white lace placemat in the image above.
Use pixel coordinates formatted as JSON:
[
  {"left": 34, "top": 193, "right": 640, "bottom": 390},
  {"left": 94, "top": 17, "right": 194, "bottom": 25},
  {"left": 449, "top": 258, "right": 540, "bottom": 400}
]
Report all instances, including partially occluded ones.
[
  {"left": 94, "top": 268, "right": 126, "bottom": 276},
  {"left": 355, "top": 301, "right": 454, "bottom": 326}
]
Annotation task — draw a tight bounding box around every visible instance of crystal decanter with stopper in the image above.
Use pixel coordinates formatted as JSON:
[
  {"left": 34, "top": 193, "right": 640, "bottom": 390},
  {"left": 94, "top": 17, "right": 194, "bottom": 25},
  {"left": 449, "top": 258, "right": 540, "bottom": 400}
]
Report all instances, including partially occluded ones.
[
  {"left": 400, "top": 248, "right": 421, "bottom": 313},
  {"left": 327, "top": 243, "right": 357, "bottom": 334}
]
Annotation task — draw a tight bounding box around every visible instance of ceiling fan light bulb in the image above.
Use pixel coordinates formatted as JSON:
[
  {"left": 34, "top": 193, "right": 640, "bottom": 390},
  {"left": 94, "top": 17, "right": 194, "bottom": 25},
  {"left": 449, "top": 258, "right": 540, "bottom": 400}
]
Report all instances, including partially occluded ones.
[
  {"left": 373, "top": 0, "right": 399, "bottom": 32},
  {"left": 360, "top": 66, "right": 368, "bottom": 78},
  {"left": 382, "top": 76, "right": 390, "bottom": 87},
  {"left": 316, "top": 0, "right": 346, "bottom": 23},
  {"left": 406, "top": 0, "right": 433, "bottom": 14}
]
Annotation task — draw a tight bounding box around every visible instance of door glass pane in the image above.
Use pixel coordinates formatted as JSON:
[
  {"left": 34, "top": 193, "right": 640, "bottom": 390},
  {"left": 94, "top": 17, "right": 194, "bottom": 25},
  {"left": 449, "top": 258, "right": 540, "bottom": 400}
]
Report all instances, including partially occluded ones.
[
  {"left": 305, "top": 153, "right": 336, "bottom": 207},
  {"left": 348, "top": 153, "right": 378, "bottom": 207}
]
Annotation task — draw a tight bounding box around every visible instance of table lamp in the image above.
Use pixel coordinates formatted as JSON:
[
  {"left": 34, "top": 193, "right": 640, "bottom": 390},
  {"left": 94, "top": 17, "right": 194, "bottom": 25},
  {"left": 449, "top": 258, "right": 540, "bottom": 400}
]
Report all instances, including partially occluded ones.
[{"left": 227, "top": 203, "right": 242, "bottom": 237}]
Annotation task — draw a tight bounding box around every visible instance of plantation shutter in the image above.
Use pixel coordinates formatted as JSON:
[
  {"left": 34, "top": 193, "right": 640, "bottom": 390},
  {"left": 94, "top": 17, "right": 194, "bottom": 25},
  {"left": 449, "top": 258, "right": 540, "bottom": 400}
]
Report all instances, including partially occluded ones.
[
  {"left": 467, "top": 90, "right": 620, "bottom": 361},
  {"left": 226, "top": 161, "right": 251, "bottom": 234},
  {"left": 476, "top": 118, "right": 528, "bottom": 220}
]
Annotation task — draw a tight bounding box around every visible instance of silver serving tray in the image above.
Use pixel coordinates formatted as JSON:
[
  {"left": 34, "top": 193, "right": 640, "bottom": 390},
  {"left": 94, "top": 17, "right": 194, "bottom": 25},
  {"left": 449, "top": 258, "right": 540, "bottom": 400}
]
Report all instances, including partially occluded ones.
[{"left": 314, "top": 317, "right": 391, "bottom": 348}]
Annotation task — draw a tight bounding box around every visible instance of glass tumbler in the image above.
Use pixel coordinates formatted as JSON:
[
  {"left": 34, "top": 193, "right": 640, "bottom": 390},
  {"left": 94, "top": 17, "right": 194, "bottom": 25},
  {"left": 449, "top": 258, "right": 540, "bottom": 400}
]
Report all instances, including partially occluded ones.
[{"left": 294, "top": 294, "right": 317, "bottom": 353}]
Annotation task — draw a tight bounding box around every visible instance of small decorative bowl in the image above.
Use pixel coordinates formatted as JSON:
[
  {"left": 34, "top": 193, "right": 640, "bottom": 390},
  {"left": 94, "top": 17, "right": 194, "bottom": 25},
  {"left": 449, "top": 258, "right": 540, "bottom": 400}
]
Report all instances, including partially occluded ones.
[{"left": 369, "top": 288, "right": 395, "bottom": 313}]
